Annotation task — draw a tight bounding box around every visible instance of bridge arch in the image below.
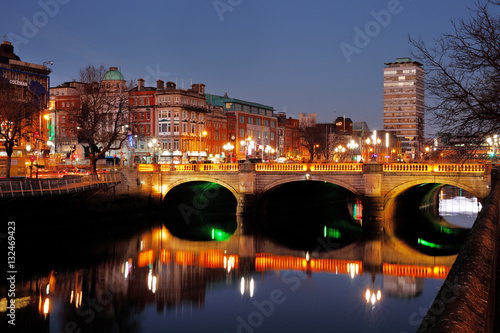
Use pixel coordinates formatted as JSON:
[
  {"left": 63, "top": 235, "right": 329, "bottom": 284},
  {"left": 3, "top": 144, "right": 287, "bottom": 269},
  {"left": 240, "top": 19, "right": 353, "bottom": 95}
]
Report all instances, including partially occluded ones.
[
  {"left": 259, "top": 175, "right": 363, "bottom": 198},
  {"left": 161, "top": 176, "right": 239, "bottom": 200},
  {"left": 383, "top": 175, "right": 486, "bottom": 219}
]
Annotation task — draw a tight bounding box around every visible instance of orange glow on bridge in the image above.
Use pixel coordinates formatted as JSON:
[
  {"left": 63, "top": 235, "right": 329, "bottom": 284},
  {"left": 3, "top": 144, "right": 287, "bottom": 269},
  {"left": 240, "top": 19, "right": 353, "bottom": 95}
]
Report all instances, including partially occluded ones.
[
  {"left": 138, "top": 163, "right": 487, "bottom": 173},
  {"left": 383, "top": 263, "right": 450, "bottom": 279},
  {"left": 255, "top": 253, "right": 363, "bottom": 275},
  {"left": 138, "top": 249, "right": 154, "bottom": 267}
]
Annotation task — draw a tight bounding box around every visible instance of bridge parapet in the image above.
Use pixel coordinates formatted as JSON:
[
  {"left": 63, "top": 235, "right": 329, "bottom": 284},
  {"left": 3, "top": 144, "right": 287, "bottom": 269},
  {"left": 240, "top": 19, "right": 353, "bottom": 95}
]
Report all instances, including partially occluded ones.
[{"left": 138, "top": 163, "right": 488, "bottom": 174}]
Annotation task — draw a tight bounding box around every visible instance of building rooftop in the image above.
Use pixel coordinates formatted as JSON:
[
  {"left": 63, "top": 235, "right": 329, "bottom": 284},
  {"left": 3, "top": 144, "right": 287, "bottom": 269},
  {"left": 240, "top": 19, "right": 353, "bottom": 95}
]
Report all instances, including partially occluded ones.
[
  {"left": 206, "top": 93, "right": 274, "bottom": 111},
  {"left": 103, "top": 67, "right": 125, "bottom": 81},
  {"left": 384, "top": 57, "right": 423, "bottom": 67}
]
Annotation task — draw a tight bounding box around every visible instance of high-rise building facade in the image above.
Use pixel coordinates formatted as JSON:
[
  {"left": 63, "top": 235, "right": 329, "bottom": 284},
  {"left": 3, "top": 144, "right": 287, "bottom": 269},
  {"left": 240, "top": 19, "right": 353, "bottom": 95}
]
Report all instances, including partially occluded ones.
[{"left": 383, "top": 57, "right": 424, "bottom": 159}]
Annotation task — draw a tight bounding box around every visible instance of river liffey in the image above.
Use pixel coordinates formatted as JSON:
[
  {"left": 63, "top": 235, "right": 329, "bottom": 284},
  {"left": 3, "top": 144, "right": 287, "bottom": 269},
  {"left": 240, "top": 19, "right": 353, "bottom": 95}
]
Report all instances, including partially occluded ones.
[{"left": 0, "top": 186, "right": 478, "bottom": 333}]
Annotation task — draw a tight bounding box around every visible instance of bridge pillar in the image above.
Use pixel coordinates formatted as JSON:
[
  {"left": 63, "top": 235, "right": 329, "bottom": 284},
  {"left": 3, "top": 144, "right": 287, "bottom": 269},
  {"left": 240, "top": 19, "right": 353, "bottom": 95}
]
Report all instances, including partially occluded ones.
[
  {"left": 237, "top": 162, "right": 257, "bottom": 232},
  {"left": 362, "top": 163, "right": 385, "bottom": 233}
]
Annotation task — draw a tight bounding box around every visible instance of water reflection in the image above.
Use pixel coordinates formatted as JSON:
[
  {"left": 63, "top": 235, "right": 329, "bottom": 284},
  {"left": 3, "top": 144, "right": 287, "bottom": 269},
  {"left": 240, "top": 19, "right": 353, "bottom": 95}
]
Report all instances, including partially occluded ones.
[
  {"left": 392, "top": 185, "right": 477, "bottom": 256},
  {"left": 1, "top": 219, "right": 458, "bottom": 333},
  {"left": 1, "top": 184, "right": 478, "bottom": 333}
]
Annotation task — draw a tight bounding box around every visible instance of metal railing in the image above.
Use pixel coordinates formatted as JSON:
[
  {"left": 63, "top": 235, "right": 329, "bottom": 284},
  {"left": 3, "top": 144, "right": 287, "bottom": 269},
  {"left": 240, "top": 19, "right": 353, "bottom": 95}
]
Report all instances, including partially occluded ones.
[{"left": 0, "top": 173, "right": 121, "bottom": 198}]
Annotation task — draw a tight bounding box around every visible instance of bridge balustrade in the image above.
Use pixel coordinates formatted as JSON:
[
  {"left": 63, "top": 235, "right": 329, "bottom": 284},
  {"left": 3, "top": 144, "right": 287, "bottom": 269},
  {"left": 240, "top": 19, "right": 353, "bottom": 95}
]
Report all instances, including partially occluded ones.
[
  {"left": 310, "top": 163, "right": 363, "bottom": 172},
  {"left": 200, "top": 164, "right": 239, "bottom": 172},
  {"left": 138, "top": 163, "right": 487, "bottom": 173},
  {"left": 432, "top": 163, "right": 485, "bottom": 173},
  {"left": 254, "top": 163, "right": 308, "bottom": 172},
  {"left": 383, "top": 163, "right": 431, "bottom": 172}
]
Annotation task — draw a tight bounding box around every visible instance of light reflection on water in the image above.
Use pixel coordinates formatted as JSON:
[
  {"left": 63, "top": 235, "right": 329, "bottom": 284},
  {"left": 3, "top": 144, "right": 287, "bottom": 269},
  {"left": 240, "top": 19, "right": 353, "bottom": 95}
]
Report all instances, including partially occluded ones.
[{"left": 0, "top": 185, "right": 478, "bottom": 333}]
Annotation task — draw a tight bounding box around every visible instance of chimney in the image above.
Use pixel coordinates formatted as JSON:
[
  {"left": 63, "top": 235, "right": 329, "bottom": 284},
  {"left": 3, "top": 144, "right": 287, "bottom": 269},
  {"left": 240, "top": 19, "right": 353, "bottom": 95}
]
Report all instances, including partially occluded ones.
[
  {"left": 166, "top": 81, "right": 176, "bottom": 89},
  {"left": 157, "top": 80, "right": 164, "bottom": 90},
  {"left": 138, "top": 78, "right": 145, "bottom": 91},
  {"left": 191, "top": 83, "right": 205, "bottom": 95}
]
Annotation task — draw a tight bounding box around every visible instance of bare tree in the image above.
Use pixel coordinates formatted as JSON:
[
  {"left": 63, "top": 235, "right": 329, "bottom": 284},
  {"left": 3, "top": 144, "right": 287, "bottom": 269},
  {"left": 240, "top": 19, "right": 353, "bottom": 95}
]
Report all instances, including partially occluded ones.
[
  {"left": 299, "top": 125, "right": 325, "bottom": 161},
  {"left": 410, "top": 0, "right": 500, "bottom": 153},
  {"left": 68, "top": 65, "right": 129, "bottom": 173},
  {"left": 0, "top": 79, "right": 40, "bottom": 178}
]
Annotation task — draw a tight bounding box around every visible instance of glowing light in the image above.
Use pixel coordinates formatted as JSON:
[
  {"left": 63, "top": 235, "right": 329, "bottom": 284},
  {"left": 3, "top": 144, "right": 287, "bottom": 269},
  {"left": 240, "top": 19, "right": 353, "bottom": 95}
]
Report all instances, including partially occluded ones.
[
  {"left": 211, "top": 228, "right": 231, "bottom": 241},
  {"left": 152, "top": 276, "right": 157, "bottom": 294},
  {"left": 148, "top": 269, "right": 153, "bottom": 290},
  {"left": 249, "top": 278, "right": 255, "bottom": 298},
  {"left": 417, "top": 238, "right": 443, "bottom": 249},
  {"left": 43, "top": 298, "right": 50, "bottom": 314},
  {"left": 324, "top": 227, "right": 341, "bottom": 239},
  {"left": 70, "top": 290, "right": 74, "bottom": 304},
  {"left": 240, "top": 277, "right": 245, "bottom": 296},
  {"left": 138, "top": 249, "right": 153, "bottom": 267}
]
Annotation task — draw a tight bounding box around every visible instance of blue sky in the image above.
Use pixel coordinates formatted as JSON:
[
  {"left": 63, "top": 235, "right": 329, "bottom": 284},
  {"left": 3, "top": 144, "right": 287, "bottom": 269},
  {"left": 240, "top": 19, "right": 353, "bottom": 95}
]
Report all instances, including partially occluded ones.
[{"left": 1, "top": 0, "right": 475, "bottom": 135}]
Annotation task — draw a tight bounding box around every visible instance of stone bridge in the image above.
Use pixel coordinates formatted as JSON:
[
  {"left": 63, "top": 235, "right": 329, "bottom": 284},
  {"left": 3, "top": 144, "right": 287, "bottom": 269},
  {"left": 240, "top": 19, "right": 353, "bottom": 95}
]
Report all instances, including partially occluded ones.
[{"left": 136, "top": 162, "right": 492, "bottom": 222}]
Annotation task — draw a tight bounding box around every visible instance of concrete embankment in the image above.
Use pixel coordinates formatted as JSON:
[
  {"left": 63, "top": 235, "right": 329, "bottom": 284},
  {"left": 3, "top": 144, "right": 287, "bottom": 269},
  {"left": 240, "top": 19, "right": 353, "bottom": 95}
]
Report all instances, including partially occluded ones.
[{"left": 417, "top": 173, "right": 500, "bottom": 332}]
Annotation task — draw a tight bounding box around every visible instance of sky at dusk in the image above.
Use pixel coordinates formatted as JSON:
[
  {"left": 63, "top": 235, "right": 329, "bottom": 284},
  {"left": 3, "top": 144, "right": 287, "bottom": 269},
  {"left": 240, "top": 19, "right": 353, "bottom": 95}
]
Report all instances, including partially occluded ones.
[{"left": 1, "top": 0, "right": 475, "bottom": 135}]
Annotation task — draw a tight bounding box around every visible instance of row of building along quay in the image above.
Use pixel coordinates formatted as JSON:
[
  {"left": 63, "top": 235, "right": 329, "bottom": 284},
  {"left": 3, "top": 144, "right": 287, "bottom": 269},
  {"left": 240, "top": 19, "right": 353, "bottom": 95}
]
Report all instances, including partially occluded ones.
[{"left": 2, "top": 38, "right": 491, "bottom": 177}]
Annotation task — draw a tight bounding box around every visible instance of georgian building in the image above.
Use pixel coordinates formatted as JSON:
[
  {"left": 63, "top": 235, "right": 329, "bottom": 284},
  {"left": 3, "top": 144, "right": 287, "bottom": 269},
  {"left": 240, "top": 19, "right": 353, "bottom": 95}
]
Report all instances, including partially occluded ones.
[
  {"left": 129, "top": 78, "right": 156, "bottom": 163},
  {"left": 276, "top": 112, "right": 300, "bottom": 159},
  {"left": 154, "top": 81, "right": 211, "bottom": 163},
  {"left": 49, "top": 81, "right": 82, "bottom": 157},
  {"left": 206, "top": 93, "right": 277, "bottom": 160}
]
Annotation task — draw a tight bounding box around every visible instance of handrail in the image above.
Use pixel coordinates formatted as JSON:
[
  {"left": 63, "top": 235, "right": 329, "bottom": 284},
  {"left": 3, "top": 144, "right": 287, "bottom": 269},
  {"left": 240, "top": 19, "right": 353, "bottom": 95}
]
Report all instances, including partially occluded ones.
[{"left": 0, "top": 173, "right": 120, "bottom": 198}]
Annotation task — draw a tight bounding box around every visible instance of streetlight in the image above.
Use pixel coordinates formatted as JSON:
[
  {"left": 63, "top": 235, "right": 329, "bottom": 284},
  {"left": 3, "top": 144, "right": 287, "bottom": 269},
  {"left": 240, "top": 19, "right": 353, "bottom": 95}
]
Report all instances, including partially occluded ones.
[
  {"left": 334, "top": 145, "right": 345, "bottom": 162},
  {"left": 223, "top": 142, "right": 234, "bottom": 163},
  {"left": 314, "top": 144, "right": 320, "bottom": 161},
  {"left": 240, "top": 136, "right": 254, "bottom": 160},
  {"left": 365, "top": 130, "right": 381, "bottom": 162},
  {"left": 486, "top": 135, "right": 498, "bottom": 162},
  {"left": 148, "top": 138, "right": 159, "bottom": 163},
  {"left": 265, "top": 145, "right": 274, "bottom": 161},
  {"left": 199, "top": 130, "right": 207, "bottom": 161},
  {"left": 347, "top": 139, "right": 358, "bottom": 162}
]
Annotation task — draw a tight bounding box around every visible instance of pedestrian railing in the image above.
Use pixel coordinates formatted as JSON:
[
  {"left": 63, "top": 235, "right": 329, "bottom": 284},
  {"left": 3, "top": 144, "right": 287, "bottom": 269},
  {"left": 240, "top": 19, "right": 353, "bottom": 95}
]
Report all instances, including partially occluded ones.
[{"left": 0, "top": 173, "right": 121, "bottom": 198}]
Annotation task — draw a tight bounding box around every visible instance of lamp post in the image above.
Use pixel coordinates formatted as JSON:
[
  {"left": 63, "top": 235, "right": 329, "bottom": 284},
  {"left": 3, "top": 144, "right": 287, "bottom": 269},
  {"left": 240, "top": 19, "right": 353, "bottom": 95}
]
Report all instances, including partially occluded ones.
[
  {"left": 365, "top": 130, "right": 381, "bottom": 162},
  {"left": 148, "top": 138, "right": 159, "bottom": 163},
  {"left": 265, "top": 145, "right": 274, "bottom": 161},
  {"left": 486, "top": 135, "right": 498, "bottom": 162},
  {"left": 223, "top": 142, "right": 234, "bottom": 163},
  {"left": 334, "top": 145, "right": 346, "bottom": 162},
  {"left": 347, "top": 140, "right": 358, "bottom": 162},
  {"left": 240, "top": 136, "right": 254, "bottom": 160},
  {"left": 199, "top": 130, "right": 207, "bottom": 161},
  {"left": 314, "top": 144, "right": 320, "bottom": 161}
]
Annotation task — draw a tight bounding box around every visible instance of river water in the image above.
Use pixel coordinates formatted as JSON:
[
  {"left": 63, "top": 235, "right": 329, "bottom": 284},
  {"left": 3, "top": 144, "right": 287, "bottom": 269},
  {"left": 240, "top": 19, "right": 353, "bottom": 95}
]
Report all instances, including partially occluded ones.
[{"left": 0, "top": 185, "right": 480, "bottom": 333}]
